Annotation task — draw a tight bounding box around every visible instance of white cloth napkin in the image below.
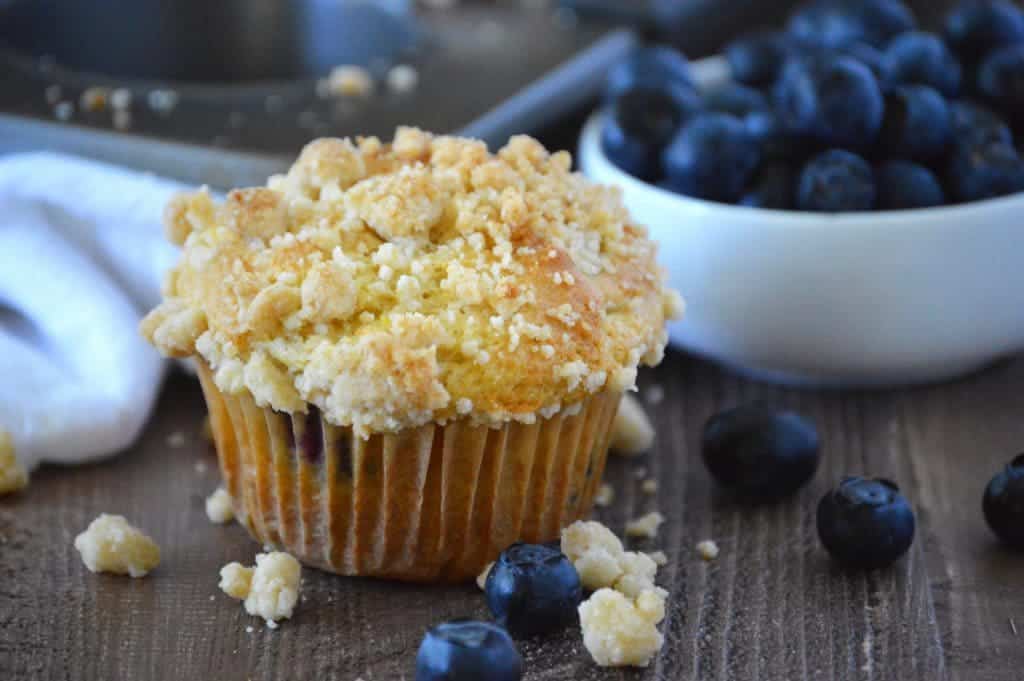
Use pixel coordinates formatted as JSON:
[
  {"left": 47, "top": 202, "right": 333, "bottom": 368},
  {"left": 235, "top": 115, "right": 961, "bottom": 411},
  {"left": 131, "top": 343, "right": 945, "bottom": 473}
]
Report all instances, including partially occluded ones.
[{"left": 0, "top": 152, "right": 190, "bottom": 470}]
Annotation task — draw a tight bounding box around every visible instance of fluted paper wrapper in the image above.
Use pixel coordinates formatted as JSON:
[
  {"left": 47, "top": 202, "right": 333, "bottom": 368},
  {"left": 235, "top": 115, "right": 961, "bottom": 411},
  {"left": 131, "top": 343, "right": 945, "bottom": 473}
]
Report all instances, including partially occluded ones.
[{"left": 196, "top": 362, "right": 620, "bottom": 582}]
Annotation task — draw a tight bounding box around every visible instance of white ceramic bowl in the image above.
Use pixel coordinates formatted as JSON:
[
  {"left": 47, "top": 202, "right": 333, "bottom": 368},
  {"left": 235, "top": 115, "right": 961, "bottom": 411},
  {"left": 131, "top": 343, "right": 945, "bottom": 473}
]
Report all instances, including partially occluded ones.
[{"left": 579, "top": 109, "right": 1024, "bottom": 387}]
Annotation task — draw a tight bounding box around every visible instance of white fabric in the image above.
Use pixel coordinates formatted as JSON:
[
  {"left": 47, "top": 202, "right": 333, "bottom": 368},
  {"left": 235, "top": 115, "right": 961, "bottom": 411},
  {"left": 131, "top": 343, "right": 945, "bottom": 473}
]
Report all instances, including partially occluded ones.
[{"left": 0, "top": 152, "right": 188, "bottom": 469}]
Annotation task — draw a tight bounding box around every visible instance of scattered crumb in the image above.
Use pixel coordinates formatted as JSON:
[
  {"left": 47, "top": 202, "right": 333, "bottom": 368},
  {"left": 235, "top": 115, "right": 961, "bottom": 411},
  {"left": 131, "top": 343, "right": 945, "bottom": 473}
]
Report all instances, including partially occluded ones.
[
  {"left": 167, "top": 431, "right": 186, "bottom": 448},
  {"left": 54, "top": 101, "right": 74, "bottom": 121},
  {"left": 625, "top": 512, "right": 665, "bottom": 539},
  {"left": 476, "top": 561, "right": 493, "bottom": 590},
  {"left": 79, "top": 86, "right": 110, "bottom": 112},
  {"left": 611, "top": 394, "right": 655, "bottom": 456},
  {"left": 194, "top": 460, "right": 209, "bottom": 474},
  {"left": 0, "top": 429, "right": 29, "bottom": 495},
  {"left": 220, "top": 552, "right": 302, "bottom": 627},
  {"left": 74, "top": 514, "right": 160, "bottom": 577},
  {"left": 246, "top": 626, "right": 254, "bottom": 634},
  {"left": 562, "top": 520, "right": 668, "bottom": 666},
  {"left": 201, "top": 415, "right": 214, "bottom": 442},
  {"left": 322, "top": 65, "right": 374, "bottom": 97},
  {"left": 594, "top": 483, "right": 615, "bottom": 507},
  {"left": 644, "top": 385, "right": 665, "bottom": 405},
  {"left": 1011, "top": 617, "right": 1018, "bottom": 636},
  {"left": 205, "top": 487, "right": 234, "bottom": 524},
  {"left": 209, "top": 595, "right": 216, "bottom": 601},
  {"left": 148, "top": 89, "right": 179, "bottom": 114},
  {"left": 696, "top": 539, "right": 720, "bottom": 561},
  {"left": 44, "top": 84, "right": 62, "bottom": 105},
  {"left": 578, "top": 588, "right": 665, "bottom": 667},
  {"left": 386, "top": 64, "right": 419, "bottom": 94},
  {"left": 641, "top": 479, "right": 658, "bottom": 495},
  {"left": 633, "top": 467, "right": 648, "bottom": 480},
  {"left": 648, "top": 551, "right": 668, "bottom": 567}
]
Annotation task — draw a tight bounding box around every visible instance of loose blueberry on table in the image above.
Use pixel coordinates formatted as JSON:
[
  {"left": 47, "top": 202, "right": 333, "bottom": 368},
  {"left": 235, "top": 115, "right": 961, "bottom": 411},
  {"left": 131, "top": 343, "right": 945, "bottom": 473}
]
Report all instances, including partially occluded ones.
[
  {"left": 983, "top": 454, "right": 1024, "bottom": 549},
  {"left": 817, "top": 477, "right": 916, "bottom": 569},
  {"left": 701, "top": 404, "right": 820, "bottom": 501},
  {"left": 484, "top": 542, "right": 582, "bottom": 638},
  {"left": 598, "top": 0, "right": 1024, "bottom": 212},
  {"left": 416, "top": 620, "right": 523, "bottom": 681}
]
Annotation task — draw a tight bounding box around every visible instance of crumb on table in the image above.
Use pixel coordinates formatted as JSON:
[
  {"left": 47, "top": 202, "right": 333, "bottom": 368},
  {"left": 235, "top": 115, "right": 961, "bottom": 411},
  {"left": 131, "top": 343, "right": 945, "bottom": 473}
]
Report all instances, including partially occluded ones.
[
  {"left": 696, "top": 539, "right": 720, "bottom": 561},
  {"left": 594, "top": 483, "right": 615, "bottom": 507},
  {"left": 219, "top": 552, "right": 302, "bottom": 627},
  {"left": 611, "top": 394, "right": 655, "bottom": 456},
  {"left": 205, "top": 487, "right": 234, "bottom": 524},
  {"left": 74, "top": 514, "right": 160, "bottom": 577},
  {"left": 625, "top": 512, "right": 665, "bottom": 539}
]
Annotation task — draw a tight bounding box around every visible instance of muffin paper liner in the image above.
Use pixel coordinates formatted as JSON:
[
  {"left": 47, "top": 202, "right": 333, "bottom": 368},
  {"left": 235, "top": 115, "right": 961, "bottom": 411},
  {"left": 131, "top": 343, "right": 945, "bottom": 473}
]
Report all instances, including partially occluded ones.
[{"left": 196, "top": 362, "right": 620, "bottom": 582}]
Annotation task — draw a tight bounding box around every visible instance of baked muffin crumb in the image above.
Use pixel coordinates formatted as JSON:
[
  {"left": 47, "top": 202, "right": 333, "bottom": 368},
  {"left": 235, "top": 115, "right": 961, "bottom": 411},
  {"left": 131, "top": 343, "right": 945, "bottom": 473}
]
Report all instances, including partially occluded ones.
[
  {"left": 697, "top": 539, "right": 720, "bottom": 561},
  {"left": 0, "top": 430, "right": 28, "bottom": 495},
  {"left": 611, "top": 394, "right": 655, "bottom": 456},
  {"left": 594, "top": 483, "right": 615, "bottom": 507},
  {"left": 220, "top": 552, "right": 301, "bottom": 627},
  {"left": 205, "top": 487, "right": 234, "bottom": 524},
  {"left": 625, "top": 512, "right": 665, "bottom": 539},
  {"left": 476, "top": 561, "right": 493, "bottom": 590},
  {"left": 578, "top": 587, "right": 666, "bottom": 667},
  {"left": 74, "top": 514, "right": 160, "bottom": 577}
]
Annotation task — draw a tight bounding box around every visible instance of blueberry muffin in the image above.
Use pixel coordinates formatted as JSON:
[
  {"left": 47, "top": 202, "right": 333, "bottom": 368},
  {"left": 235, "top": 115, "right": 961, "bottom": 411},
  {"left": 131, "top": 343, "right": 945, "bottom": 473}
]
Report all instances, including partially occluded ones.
[{"left": 142, "top": 128, "right": 682, "bottom": 581}]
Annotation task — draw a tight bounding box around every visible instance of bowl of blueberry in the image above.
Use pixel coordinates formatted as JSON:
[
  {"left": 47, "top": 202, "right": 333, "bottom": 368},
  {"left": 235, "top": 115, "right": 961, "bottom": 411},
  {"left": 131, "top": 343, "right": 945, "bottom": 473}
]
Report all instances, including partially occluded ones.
[{"left": 579, "top": 0, "right": 1024, "bottom": 387}]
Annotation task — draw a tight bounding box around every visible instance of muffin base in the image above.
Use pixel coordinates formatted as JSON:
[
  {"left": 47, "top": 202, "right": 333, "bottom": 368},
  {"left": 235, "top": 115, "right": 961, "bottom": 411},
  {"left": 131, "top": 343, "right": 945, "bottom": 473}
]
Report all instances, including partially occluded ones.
[{"left": 196, "top": 362, "right": 620, "bottom": 582}]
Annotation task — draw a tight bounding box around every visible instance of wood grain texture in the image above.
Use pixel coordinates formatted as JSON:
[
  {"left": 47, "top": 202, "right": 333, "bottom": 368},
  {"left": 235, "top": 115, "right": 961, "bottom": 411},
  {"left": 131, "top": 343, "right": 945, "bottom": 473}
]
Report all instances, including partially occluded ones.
[{"left": 2, "top": 352, "right": 1023, "bottom": 680}]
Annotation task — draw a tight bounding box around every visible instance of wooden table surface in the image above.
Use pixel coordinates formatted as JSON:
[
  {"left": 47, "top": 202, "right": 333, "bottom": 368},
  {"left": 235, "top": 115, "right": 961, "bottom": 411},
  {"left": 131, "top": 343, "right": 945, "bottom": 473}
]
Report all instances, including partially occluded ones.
[{"left": 3, "top": 350, "right": 1024, "bottom": 680}]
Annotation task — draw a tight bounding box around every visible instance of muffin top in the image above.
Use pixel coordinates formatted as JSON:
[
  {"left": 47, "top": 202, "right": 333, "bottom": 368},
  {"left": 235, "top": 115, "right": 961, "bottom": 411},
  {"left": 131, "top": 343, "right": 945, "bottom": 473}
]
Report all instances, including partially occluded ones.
[{"left": 142, "top": 128, "right": 682, "bottom": 436}]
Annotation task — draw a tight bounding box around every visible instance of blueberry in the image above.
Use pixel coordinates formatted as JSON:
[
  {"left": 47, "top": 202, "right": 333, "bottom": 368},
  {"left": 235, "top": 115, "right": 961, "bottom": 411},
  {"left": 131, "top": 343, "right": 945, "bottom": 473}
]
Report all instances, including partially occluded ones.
[
  {"left": 775, "top": 56, "right": 884, "bottom": 148},
  {"left": 606, "top": 46, "right": 694, "bottom": 101},
  {"left": 701, "top": 404, "right": 820, "bottom": 501},
  {"left": 817, "top": 477, "right": 916, "bottom": 569},
  {"left": 704, "top": 83, "right": 769, "bottom": 117},
  {"left": 876, "top": 161, "right": 945, "bottom": 209},
  {"left": 662, "top": 113, "right": 760, "bottom": 203},
  {"left": 798, "top": 149, "right": 876, "bottom": 211},
  {"left": 947, "top": 139, "right": 1024, "bottom": 201},
  {"left": 741, "top": 162, "right": 796, "bottom": 209},
  {"left": 846, "top": 0, "right": 917, "bottom": 48},
  {"left": 746, "top": 111, "right": 818, "bottom": 161},
  {"left": 416, "top": 620, "right": 522, "bottom": 681},
  {"left": 977, "top": 44, "right": 1024, "bottom": 123},
  {"left": 841, "top": 42, "right": 893, "bottom": 84},
  {"left": 950, "top": 100, "right": 1014, "bottom": 147},
  {"left": 484, "top": 543, "right": 582, "bottom": 638},
  {"left": 878, "top": 85, "right": 952, "bottom": 160},
  {"left": 788, "top": 1, "right": 915, "bottom": 49},
  {"left": 788, "top": 2, "right": 863, "bottom": 49},
  {"left": 726, "top": 31, "right": 794, "bottom": 86},
  {"left": 983, "top": 454, "right": 1024, "bottom": 549},
  {"left": 886, "top": 31, "right": 962, "bottom": 98},
  {"left": 602, "top": 84, "right": 700, "bottom": 182},
  {"left": 945, "top": 0, "right": 1024, "bottom": 65}
]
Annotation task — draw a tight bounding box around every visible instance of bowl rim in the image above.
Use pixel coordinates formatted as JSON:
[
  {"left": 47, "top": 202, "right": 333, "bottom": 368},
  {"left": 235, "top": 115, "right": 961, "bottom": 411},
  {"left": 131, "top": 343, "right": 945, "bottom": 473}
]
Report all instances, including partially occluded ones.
[{"left": 578, "top": 108, "right": 1024, "bottom": 229}]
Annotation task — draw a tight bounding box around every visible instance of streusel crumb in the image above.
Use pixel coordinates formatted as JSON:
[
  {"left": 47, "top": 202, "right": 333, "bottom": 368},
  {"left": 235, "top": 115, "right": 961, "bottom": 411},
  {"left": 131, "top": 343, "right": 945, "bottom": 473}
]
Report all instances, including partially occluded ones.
[
  {"left": 220, "top": 552, "right": 302, "bottom": 627},
  {"left": 142, "top": 128, "right": 682, "bottom": 436},
  {"left": 697, "top": 539, "right": 720, "bottom": 561},
  {"left": 594, "top": 483, "right": 615, "bottom": 507},
  {"left": 561, "top": 520, "right": 659, "bottom": 595},
  {"left": 205, "top": 487, "right": 234, "bottom": 524},
  {"left": 578, "top": 587, "right": 666, "bottom": 667},
  {"left": 74, "top": 514, "right": 160, "bottom": 577},
  {"left": 648, "top": 550, "right": 668, "bottom": 567},
  {"left": 611, "top": 394, "right": 655, "bottom": 456},
  {"left": 0, "top": 430, "right": 28, "bottom": 495},
  {"left": 625, "top": 512, "right": 665, "bottom": 539}
]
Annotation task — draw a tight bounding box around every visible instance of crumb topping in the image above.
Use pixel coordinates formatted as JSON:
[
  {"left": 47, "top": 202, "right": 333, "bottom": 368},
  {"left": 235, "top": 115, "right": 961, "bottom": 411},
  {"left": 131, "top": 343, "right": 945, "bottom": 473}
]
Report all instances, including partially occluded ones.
[
  {"left": 696, "top": 539, "right": 720, "bottom": 561},
  {"left": 205, "top": 487, "right": 234, "bottom": 524},
  {"left": 74, "top": 514, "right": 160, "bottom": 577},
  {"left": 142, "top": 128, "right": 681, "bottom": 436},
  {"left": 610, "top": 394, "right": 655, "bottom": 456},
  {"left": 625, "top": 512, "right": 665, "bottom": 539},
  {"left": 220, "top": 552, "right": 302, "bottom": 627},
  {"left": 0, "top": 430, "right": 28, "bottom": 495},
  {"left": 594, "top": 483, "right": 615, "bottom": 507}
]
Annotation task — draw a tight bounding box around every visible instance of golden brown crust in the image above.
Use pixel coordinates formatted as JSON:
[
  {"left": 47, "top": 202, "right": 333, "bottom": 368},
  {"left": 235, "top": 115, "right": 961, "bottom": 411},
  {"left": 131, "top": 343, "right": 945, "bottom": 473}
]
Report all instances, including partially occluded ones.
[{"left": 142, "top": 128, "right": 682, "bottom": 435}]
